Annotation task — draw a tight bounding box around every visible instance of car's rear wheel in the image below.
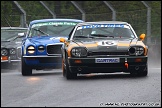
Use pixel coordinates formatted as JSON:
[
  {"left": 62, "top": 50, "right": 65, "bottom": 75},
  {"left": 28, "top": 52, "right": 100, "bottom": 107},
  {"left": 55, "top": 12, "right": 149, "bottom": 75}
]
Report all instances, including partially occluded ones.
[
  {"left": 64, "top": 53, "right": 77, "bottom": 79},
  {"left": 21, "top": 57, "right": 32, "bottom": 76}
]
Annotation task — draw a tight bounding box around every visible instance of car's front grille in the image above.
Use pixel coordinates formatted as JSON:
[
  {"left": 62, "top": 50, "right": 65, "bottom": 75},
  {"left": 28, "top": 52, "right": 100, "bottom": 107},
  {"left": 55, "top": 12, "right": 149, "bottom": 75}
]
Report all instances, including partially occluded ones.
[
  {"left": 88, "top": 51, "right": 128, "bottom": 56},
  {"left": 47, "top": 44, "right": 62, "bottom": 55},
  {"left": 17, "top": 47, "right": 21, "bottom": 59},
  {"left": 10, "top": 55, "right": 17, "bottom": 59}
]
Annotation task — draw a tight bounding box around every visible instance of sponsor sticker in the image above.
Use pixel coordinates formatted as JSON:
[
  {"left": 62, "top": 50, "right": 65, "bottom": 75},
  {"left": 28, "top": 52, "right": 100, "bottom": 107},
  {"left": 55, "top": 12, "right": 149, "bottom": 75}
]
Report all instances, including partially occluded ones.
[
  {"left": 95, "top": 58, "right": 120, "bottom": 63},
  {"left": 32, "top": 22, "right": 78, "bottom": 28},
  {"left": 82, "top": 24, "right": 124, "bottom": 29}
]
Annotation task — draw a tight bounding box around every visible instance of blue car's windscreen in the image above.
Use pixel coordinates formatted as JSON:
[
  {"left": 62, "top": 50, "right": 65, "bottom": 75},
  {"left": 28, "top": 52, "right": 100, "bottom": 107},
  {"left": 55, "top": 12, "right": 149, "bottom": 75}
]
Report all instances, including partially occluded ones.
[{"left": 29, "top": 21, "right": 79, "bottom": 37}]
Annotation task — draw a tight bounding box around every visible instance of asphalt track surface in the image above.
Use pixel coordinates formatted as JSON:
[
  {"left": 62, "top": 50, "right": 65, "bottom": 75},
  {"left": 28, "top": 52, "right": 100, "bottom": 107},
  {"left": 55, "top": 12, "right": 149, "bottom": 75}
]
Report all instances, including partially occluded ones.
[{"left": 1, "top": 59, "right": 161, "bottom": 107}]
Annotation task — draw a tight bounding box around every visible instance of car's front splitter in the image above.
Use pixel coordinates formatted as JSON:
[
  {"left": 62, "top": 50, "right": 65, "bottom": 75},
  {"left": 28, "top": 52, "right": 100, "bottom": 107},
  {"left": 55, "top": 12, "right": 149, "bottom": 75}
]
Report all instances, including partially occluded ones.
[{"left": 68, "top": 56, "right": 147, "bottom": 74}]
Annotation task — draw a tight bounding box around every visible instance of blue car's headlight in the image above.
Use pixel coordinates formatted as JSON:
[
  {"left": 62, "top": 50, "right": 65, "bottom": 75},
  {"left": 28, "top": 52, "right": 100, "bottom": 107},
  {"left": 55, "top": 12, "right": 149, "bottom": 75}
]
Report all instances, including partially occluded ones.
[
  {"left": 71, "top": 47, "right": 87, "bottom": 57},
  {"left": 128, "top": 46, "right": 144, "bottom": 56},
  {"left": 38, "top": 45, "right": 45, "bottom": 52},
  {"left": 27, "top": 46, "right": 35, "bottom": 54}
]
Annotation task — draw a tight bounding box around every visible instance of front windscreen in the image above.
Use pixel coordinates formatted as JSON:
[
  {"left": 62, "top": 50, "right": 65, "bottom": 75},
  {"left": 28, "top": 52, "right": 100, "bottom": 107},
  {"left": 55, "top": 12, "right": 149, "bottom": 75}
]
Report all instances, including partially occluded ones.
[
  {"left": 73, "top": 24, "right": 136, "bottom": 39},
  {"left": 29, "top": 21, "right": 79, "bottom": 37},
  {"left": 1, "top": 29, "right": 27, "bottom": 41}
]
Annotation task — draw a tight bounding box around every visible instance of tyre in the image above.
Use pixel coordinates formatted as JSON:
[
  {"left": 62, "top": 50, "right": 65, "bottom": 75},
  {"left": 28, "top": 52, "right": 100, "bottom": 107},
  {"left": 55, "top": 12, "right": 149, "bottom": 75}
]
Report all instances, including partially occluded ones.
[
  {"left": 62, "top": 59, "right": 66, "bottom": 77},
  {"left": 137, "top": 64, "right": 148, "bottom": 76},
  {"left": 130, "top": 64, "right": 148, "bottom": 77},
  {"left": 21, "top": 57, "right": 32, "bottom": 76},
  {"left": 64, "top": 53, "right": 77, "bottom": 79},
  {"left": 130, "top": 70, "right": 138, "bottom": 77}
]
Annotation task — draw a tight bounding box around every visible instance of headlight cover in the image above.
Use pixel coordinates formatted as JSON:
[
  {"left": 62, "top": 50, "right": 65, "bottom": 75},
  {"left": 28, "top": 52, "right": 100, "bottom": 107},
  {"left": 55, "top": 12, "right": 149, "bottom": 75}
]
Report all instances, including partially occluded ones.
[
  {"left": 1, "top": 48, "right": 8, "bottom": 56},
  {"left": 27, "top": 46, "right": 35, "bottom": 54},
  {"left": 71, "top": 47, "right": 87, "bottom": 57},
  {"left": 10, "top": 48, "right": 16, "bottom": 54},
  {"left": 128, "top": 46, "right": 144, "bottom": 56}
]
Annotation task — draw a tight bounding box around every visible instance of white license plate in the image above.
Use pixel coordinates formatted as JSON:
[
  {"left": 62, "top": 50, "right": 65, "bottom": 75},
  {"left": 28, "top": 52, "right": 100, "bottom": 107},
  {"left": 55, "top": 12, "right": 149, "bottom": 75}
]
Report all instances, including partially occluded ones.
[{"left": 95, "top": 58, "right": 120, "bottom": 63}]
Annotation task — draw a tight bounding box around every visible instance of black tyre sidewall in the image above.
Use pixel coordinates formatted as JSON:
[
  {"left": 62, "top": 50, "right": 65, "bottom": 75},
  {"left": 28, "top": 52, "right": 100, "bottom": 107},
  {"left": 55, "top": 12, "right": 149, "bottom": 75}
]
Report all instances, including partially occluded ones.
[
  {"left": 65, "top": 53, "right": 77, "bottom": 79},
  {"left": 21, "top": 57, "right": 32, "bottom": 76}
]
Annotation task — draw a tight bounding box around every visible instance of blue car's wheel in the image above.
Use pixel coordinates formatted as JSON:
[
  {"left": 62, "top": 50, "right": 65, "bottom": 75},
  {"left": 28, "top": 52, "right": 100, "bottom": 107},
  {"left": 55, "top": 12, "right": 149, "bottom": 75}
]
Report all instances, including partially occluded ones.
[{"left": 21, "top": 57, "right": 32, "bottom": 76}]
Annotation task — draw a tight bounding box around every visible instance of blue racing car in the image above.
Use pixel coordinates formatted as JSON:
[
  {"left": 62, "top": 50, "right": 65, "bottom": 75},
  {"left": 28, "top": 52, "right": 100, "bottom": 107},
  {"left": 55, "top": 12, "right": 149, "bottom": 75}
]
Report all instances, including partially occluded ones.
[{"left": 21, "top": 19, "right": 83, "bottom": 76}]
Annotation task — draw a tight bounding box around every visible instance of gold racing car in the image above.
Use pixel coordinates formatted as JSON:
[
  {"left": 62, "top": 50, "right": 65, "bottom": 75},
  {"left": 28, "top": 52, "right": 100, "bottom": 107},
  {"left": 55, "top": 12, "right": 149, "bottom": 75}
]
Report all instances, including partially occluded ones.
[{"left": 60, "top": 21, "right": 148, "bottom": 79}]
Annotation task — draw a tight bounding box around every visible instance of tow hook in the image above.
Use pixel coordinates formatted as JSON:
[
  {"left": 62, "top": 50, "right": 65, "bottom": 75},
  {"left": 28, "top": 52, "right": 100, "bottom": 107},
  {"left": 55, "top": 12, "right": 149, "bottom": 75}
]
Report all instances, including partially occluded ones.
[
  {"left": 125, "top": 62, "right": 128, "bottom": 69},
  {"left": 125, "top": 58, "right": 128, "bottom": 69}
]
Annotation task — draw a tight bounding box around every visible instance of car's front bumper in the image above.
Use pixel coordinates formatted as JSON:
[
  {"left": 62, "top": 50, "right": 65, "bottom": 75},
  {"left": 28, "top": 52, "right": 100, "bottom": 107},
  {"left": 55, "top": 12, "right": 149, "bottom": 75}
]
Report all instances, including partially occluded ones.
[
  {"left": 68, "top": 56, "right": 148, "bottom": 74},
  {"left": 1, "top": 56, "right": 21, "bottom": 63},
  {"left": 23, "top": 55, "right": 62, "bottom": 69}
]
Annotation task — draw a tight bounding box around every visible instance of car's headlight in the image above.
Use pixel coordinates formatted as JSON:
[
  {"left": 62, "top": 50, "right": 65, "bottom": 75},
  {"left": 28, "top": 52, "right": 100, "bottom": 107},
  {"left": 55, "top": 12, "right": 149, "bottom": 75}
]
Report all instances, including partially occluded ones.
[
  {"left": 10, "top": 48, "right": 16, "bottom": 55},
  {"left": 27, "top": 46, "right": 35, "bottom": 54},
  {"left": 38, "top": 45, "right": 45, "bottom": 52},
  {"left": 71, "top": 47, "right": 87, "bottom": 57},
  {"left": 128, "top": 46, "right": 144, "bottom": 56},
  {"left": 1, "top": 48, "right": 8, "bottom": 56}
]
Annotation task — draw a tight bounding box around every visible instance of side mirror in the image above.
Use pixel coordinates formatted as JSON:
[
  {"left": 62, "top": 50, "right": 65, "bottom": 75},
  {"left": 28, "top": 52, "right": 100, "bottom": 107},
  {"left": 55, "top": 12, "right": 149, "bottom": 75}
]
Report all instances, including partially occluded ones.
[
  {"left": 18, "top": 32, "right": 25, "bottom": 38},
  {"left": 12, "top": 32, "right": 25, "bottom": 41},
  {"left": 60, "top": 37, "right": 66, "bottom": 43},
  {"left": 139, "top": 33, "right": 146, "bottom": 41}
]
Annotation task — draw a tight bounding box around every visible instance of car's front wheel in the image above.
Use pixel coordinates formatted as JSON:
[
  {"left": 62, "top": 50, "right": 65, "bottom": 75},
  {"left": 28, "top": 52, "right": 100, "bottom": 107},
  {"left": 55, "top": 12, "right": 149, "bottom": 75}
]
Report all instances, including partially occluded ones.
[
  {"left": 130, "top": 64, "right": 148, "bottom": 77},
  {"left": 137, "top": 64, "right": 148, "bottom": 76},
  {"left": 64, "top": 53, "right": 77, "bottom": 79},
  {"left": 62, "top": 59, "right": 66, "bottom": 77},
  {"left": 21, "top": 57, "right": 32, "bottom": 76}
]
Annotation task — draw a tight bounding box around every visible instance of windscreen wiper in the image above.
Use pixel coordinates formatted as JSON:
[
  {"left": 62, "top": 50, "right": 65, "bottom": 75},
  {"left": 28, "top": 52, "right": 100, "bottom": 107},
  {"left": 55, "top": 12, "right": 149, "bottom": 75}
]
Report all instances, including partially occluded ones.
[
  {"left": 91, "top": 34, "right": 114, "bottom": 38},
  {"left": 33, "top": 28, "right": 49, "bottom": 36},
  {"left": 74, "top": 35, "right": 89, "bottom": 38},
  {"left": 74, "top": 35, "right": 97, "bottom": 39}
]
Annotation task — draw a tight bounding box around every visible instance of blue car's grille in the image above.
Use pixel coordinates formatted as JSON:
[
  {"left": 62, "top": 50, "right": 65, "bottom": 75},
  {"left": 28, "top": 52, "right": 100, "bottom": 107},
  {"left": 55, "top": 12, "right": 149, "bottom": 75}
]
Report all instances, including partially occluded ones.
[{"left": 47, "top": 44, "right": 62, "bottom": 55}]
